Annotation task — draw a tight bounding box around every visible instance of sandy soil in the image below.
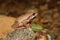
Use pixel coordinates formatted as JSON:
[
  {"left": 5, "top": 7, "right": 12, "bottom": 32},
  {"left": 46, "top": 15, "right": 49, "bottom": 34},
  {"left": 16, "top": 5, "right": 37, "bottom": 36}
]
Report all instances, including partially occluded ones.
[{"left": 0, "top": 15, "right": 16, "bottom": 38}]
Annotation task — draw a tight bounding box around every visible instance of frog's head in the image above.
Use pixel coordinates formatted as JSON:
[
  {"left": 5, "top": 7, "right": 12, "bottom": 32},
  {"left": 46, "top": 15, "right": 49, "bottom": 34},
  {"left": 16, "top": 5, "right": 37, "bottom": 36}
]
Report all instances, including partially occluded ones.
[{"left": 26, "top": 8, "right": 38, "bottom": 21}]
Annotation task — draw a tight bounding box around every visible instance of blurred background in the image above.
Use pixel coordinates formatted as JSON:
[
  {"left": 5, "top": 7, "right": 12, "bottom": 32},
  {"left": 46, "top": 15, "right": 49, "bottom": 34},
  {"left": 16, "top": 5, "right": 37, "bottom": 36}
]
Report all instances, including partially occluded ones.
[{"left": 0, "top": 0, "right": 60, "bottom": 40}]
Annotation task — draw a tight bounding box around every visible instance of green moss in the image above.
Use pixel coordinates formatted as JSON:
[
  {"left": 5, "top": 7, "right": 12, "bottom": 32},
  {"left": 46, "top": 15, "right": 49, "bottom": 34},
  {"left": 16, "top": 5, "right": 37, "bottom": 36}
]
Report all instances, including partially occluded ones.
[{"left": 31, "top": 23, "right": 44, "bottom": 31}]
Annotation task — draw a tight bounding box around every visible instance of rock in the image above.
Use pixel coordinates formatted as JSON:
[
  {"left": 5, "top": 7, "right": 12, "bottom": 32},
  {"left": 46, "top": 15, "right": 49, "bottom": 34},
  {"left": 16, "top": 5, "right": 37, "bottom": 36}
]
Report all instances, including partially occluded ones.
[{"left": 1, "top": 28, "right": 35, "bottom": 40}]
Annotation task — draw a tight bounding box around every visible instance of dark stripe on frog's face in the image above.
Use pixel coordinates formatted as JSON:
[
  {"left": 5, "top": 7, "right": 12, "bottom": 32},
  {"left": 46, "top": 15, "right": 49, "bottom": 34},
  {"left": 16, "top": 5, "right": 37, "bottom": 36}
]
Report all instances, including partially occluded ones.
[{"left": 26, "top": 13, "right": 38, "bottom": 22}]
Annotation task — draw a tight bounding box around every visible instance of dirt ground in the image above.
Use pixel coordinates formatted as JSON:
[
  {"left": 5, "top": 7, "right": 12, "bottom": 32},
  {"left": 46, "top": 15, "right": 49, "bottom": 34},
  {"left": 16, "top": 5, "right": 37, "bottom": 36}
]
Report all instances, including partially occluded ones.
[{"left": 0, "top": 15, "right": 15, "bottom": 38}]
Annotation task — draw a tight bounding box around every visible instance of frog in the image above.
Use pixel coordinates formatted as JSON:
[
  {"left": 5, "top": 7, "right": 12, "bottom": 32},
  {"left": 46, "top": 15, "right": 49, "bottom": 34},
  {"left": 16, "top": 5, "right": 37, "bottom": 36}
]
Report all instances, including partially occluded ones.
[{"left": 12, "top": 8, "right": 38, "bottom": 29}]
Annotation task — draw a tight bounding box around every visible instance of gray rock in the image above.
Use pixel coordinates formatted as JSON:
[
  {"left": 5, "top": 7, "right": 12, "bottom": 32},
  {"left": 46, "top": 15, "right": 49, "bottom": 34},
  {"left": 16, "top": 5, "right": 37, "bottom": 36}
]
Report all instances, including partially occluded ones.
[{"left": 1, "top": 28, "right": 35, "bottom": 40}]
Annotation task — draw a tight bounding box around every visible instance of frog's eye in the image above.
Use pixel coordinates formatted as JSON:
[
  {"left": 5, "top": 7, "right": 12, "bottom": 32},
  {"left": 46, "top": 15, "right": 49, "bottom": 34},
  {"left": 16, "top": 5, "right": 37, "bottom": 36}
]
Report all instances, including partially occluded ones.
[
  {"left": 32, "top": 13, "right": 36, "bottom": 15},
  {"left": 32, "top": 12, "right": 38, "bottom": 17}
]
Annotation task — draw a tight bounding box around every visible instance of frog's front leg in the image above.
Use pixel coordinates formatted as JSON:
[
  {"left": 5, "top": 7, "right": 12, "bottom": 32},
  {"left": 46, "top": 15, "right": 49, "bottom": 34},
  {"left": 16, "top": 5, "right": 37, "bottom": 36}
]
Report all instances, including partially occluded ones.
[
  {"left": 22, "top": 20, "right": 31, "bottom": 28},
  {"left": 23, "top": 23, "right": 32, "bottom": 31}
]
